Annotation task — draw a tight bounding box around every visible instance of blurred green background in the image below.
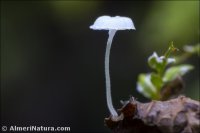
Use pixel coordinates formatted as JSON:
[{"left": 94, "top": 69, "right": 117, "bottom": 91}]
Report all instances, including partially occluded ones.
[{"left": 1, "top": 1, "right": 199, "bottom": 132}]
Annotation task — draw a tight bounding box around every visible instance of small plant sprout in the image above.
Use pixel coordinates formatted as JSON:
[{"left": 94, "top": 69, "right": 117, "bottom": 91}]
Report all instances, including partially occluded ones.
[
  {"left": 137, "top": 42, "right": 194, "bottom": 100},
  {"left": 90, "top": 16, "right": 135, "bottom": 117}
]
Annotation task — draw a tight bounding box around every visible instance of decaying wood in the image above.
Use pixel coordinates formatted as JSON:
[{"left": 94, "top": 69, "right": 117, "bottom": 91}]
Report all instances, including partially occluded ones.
[{"left": 105, "top": 96, "right": 200, "bottom": 133}]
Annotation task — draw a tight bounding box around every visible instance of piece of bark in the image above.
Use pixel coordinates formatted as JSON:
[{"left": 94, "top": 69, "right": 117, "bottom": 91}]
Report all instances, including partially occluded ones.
[
  {"left": 160, "top": 76, "right": 184, "bottom": 101},
  {"left": 105, "top": 96, "right": 200, "bottom": 133}
]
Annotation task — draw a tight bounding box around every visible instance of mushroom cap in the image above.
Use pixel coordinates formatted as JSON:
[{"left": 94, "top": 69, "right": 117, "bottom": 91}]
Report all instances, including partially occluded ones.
[{"left": 90, "top": 15, "right": 135, "bottom": 30}]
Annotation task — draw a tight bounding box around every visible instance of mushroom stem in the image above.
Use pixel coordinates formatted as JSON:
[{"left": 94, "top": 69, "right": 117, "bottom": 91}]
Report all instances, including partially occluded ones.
[{"left": 105, "top": 29, "right": 118, "bottom": 117}]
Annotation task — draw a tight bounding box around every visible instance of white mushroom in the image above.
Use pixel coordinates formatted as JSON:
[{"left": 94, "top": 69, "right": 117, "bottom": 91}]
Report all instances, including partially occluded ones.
[{"left": 90, "top": 15, "right": 135, "bottom": 117}]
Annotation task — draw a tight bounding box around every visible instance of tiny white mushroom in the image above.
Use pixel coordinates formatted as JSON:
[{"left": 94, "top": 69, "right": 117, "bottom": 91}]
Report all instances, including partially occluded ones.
[{"left": 90, "top": 15, "right": 135, "bottom": 117}]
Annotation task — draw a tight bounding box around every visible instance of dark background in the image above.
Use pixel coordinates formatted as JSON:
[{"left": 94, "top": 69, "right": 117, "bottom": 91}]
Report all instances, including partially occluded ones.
[{"left": 1, "top": 1, "right": 199, "bottom": 132}]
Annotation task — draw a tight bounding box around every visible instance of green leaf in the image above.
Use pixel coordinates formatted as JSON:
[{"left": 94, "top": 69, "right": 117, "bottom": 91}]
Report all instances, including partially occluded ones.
[
  {"left": 183, "top": 44, "right": 200, "bottom": 56},
  {"left": 148, "top": 52, "right": 164, "bottom": 72},
  {"left": 166, "top": 57, "right": 176, "bottom": 65},
  {"left": 137, "top": 74, "right": 159, "bottom": 99},
  {"left": 150, "top": 73, "right": 163, "bottom": 91},
  {"left": 163, "top": 64, "right": 194, "bottom": 82}
]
